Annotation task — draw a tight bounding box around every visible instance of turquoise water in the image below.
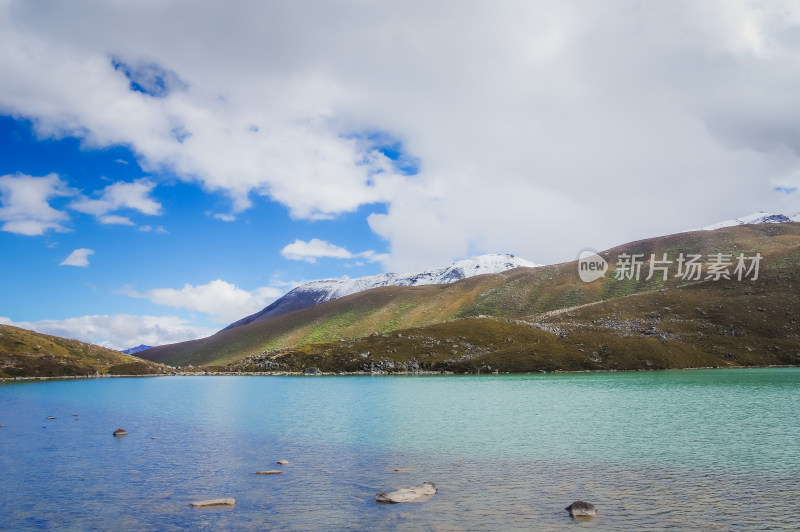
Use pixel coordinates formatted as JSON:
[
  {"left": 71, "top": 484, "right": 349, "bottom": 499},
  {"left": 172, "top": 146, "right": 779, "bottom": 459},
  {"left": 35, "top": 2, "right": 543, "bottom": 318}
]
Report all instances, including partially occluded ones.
[{"left": 1, "top": 369, "right": 799, "bottom": 530}]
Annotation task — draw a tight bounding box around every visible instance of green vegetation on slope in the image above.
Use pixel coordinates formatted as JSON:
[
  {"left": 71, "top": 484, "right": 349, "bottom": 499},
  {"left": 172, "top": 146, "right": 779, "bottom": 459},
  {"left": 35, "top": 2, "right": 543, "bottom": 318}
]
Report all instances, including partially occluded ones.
[
  {"left": 143, "top": 223, "right": 800, "bottom": 370},
  {"left": 0, "top": 325, "right": 168, "bottom": 378}
]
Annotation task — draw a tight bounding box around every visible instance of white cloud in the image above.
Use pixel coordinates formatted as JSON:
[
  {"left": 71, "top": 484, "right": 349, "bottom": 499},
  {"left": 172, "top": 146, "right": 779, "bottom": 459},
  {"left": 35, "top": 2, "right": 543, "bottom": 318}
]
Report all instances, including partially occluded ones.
[
  {"left": 126, "top": 280, "right": 283, "bottom": 324},
  {"left": 0, "top": 173, "right": 73, "bottom": 236},
  {"left": 281, "top": 238, "right": 352, "bottom": 262},
  {"left": 1, "top": 1, "right": 800, "bottom": 266},
  {"left": 99, "top": 214, "right": 134, "bottom": 225},
  {"left": 70, "top": 178, "right": 162, "bottom": 221},
  {"left": 281, "top": 238, "right": 388, "bottom": 264},
  {"left": 213, "top": 213, "right": 236, "bottom": 222},
  {"left": 138, "top": 224, "right": 168, "bottom": 233},
  {"left": 0, "top": 314, "right": 215, "bottom": 352},
  {"left": 60, "top": 248, "right": 95, "bottom": 267}
]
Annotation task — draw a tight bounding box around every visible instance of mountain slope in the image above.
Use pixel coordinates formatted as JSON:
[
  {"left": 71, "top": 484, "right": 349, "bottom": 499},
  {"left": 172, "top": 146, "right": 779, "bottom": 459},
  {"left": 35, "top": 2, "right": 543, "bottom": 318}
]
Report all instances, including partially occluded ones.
[
  {"left": 0, "top": 325, "right": 167, "bottom": 378},
  {"left": 140, "top": 223, "right": 800, "bottom": 368},
  {"left": 225, "top": 253, "right": 538, "bottom": 330},
  {"left": 229, "top": 223, "right": 800, "bottom": 373}
]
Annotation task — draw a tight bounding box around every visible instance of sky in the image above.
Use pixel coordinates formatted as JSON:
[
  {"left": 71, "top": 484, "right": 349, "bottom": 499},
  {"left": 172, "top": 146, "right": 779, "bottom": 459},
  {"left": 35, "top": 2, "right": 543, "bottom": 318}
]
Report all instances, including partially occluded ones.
[{"left": 1, "top": 0, "right": 800, "bottom": 351}]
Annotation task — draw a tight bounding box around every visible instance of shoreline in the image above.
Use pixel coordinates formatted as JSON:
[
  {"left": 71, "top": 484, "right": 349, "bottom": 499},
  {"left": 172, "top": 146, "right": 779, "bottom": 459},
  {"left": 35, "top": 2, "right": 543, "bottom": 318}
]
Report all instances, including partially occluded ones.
[{"left": 2, "top": 364, "right": 798, "bottom": 382}]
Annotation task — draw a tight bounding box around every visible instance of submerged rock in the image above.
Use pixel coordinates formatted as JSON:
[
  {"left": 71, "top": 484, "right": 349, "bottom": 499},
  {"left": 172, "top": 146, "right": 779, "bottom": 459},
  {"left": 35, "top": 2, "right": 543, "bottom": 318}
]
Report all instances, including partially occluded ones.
[
  {"left": 255, "top": 470, "right": 283, "bottom": 475},
  {"left": 375, "top": 482, "right": 437, "bottom": 503},
  {"left": 113, "top": 428, "right": 128, "bottom": 437},
  {"left": 189, "top": 498, "right": 236, "bottom": 507},
  {"left": 565, "top": 501, "right": 596, "bottom": 517}
]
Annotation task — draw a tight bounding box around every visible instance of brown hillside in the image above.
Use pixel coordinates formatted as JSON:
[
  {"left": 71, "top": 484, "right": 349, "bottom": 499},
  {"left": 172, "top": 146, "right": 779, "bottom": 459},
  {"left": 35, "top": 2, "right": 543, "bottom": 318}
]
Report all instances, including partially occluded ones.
[{"left": 0, "top": 325, "right": 168, "bottom": 378}]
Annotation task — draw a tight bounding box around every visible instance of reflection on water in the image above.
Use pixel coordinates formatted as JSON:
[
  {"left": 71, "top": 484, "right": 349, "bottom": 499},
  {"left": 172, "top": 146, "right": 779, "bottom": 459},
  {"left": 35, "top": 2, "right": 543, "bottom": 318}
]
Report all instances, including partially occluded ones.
[{"left": 1, "top": 369, "right": 799, "bottom": 530}]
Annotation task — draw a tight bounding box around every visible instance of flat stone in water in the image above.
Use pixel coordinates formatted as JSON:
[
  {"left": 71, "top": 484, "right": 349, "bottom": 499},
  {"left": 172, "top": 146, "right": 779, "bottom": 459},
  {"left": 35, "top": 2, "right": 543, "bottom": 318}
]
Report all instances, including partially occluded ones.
[
  {"left": 375, "top": 482, "right": 437, "bottom": 503},
  {"left": 189, "top": 498, "right": 236, "bottom": 507},
  {"left": 255, "top": 470, "right": 283, "bottom": 475}
]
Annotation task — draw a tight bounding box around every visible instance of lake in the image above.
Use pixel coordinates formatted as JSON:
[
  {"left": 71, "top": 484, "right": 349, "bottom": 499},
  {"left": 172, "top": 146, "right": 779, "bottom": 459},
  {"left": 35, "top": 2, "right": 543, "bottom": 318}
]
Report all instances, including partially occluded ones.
[{"left": 1, "top": 369, "right": 799, "bottom": 530}]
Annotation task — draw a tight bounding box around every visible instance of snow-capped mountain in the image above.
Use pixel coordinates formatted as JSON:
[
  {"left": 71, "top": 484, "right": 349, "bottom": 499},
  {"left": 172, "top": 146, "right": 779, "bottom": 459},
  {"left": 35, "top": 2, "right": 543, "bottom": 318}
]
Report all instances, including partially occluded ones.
[
  {"left": 689, "top": 211, "right": 799, "bottom": 232},
  {"left": 225, "top": 254, "right": 539, "bottom": 330}
]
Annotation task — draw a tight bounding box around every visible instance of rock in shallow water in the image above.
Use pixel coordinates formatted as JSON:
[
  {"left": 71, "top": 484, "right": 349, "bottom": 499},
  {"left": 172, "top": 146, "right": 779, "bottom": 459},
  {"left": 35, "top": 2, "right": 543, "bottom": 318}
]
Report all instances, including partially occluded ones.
[
  {"left": 255, "top": 470, "right": 283, "bottom": 475},
  {"left": 276, "top": 460, "right": 289, "bottom": 465},
  {"left": 375, "top": 482, "right": 437, "bottom": 503},
  {"left": 189, "top": 498, "right": 235, "bottom": 507},
  {"left": 113, "top": 428, "right": 128, "bottom": 437},
  {"left": 565, "top": 500, "right": 596, "bottom": 517}
]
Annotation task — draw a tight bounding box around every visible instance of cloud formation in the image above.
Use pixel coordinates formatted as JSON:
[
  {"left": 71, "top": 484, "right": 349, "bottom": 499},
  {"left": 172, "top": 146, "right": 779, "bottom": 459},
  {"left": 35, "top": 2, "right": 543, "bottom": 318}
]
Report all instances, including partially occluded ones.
[
  {"left": 126, "top": 280, "right": 283, "bottom": 324},
  {"left": 1, "top": 1, "right": 800, "bottom": 268},
  {"left": 0, "top": 314, "right": 215, "bottom": 352},
  {"left": 60, "top": 248, "right": 94, "bottom": 267},
  {"left": 0, "top": 173, "right": 72, "bottom": 235},
  {"left": 70, "top": 178, "right": 162, "bottom": 225},
  {"left": 0, "top": 174, "right": 164, "bottom": 235},
  {"left": 281, "top": 238, "right": 387, "bottom": 264}
]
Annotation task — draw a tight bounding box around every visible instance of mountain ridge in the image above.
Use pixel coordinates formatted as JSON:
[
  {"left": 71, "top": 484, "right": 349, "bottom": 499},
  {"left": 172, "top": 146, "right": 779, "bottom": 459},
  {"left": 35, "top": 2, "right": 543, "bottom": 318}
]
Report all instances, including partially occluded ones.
[
  {"left": 689, "top": 210, "right": 800, "bottom": 231},
  {"left": 138, "top": 223, "right": 800, "bottom": 369},
  {"left": 122, "top": 344, "right": 153, "bottom": 355},
  {"left": 225, "top": 253, "right": 539, "bottom": 330}
]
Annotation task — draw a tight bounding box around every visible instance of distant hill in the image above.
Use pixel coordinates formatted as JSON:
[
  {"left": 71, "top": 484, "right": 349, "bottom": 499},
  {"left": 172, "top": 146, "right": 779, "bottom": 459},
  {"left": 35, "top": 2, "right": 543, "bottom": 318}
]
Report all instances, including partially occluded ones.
[
  {"left": 122, "top": 344, "right": 153, "bottom": 355},
  {"left": 140, "top": 223, "right": 800, "bottom": 370},
  {"left": 224, "top": 253, "right": 539, "bottom": 330},
  {"left": 0, "top": 325, "right": 167, "bottom": 378}
]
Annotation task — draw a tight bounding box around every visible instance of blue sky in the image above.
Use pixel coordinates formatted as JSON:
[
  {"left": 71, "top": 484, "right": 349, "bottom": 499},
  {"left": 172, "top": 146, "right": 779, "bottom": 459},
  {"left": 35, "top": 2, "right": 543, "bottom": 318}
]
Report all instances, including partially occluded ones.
[
  {"left": 0, "top": 115, "right": 396, "bottom": 347},
  {"left": 2, "top": 1, "right": 800, "bottom": 349}
]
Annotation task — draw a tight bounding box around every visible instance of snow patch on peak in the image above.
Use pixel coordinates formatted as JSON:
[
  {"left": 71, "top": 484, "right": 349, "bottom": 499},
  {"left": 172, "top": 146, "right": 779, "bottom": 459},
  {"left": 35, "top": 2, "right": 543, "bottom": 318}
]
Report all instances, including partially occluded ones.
[
  {"left": 224, "top": 254, "right": 541, "bottom": 331},
  {"left": 688, "top": 211, "right": 794, "bottom": 232},
  {"left": 295, "top": 253, "right": 540, "bottom": 304}
]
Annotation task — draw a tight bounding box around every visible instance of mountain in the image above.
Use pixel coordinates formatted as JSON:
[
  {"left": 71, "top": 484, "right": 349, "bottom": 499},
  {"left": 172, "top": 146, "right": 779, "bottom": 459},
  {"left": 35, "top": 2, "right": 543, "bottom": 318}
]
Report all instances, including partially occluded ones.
[
  {"left": 0, "top": 325, "right": 167, "bottom": 378},
  {"left": 689, "top": 211, "right": 797, "bottom": 231},
  {"left": 224, "top": 253, "right": 539, "bottom": 330},
  {"left": 122, "top": 344, "right": 153, "bottom": 355},
  {"left": 139, "top": 223, "right": 800, "bottom": 370}
]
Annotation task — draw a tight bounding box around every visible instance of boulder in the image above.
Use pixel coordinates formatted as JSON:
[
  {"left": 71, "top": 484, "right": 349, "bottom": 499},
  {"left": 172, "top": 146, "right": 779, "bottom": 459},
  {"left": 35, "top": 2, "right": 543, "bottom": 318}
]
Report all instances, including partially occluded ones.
[
  {"left": 189, "top": 498, "right": 236, "bottom": 507},
  {"left": 303, "top": 367, "right": 320, "bottom": 375},
  {"left": 113, "top": 428, "right": 128, "bottom": 437},
  {"left": 565, "top": 501, "right": 596, "bottom": 517},
  {"left": 375, "top": 482, "right": 437, "bottom": 503}
]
